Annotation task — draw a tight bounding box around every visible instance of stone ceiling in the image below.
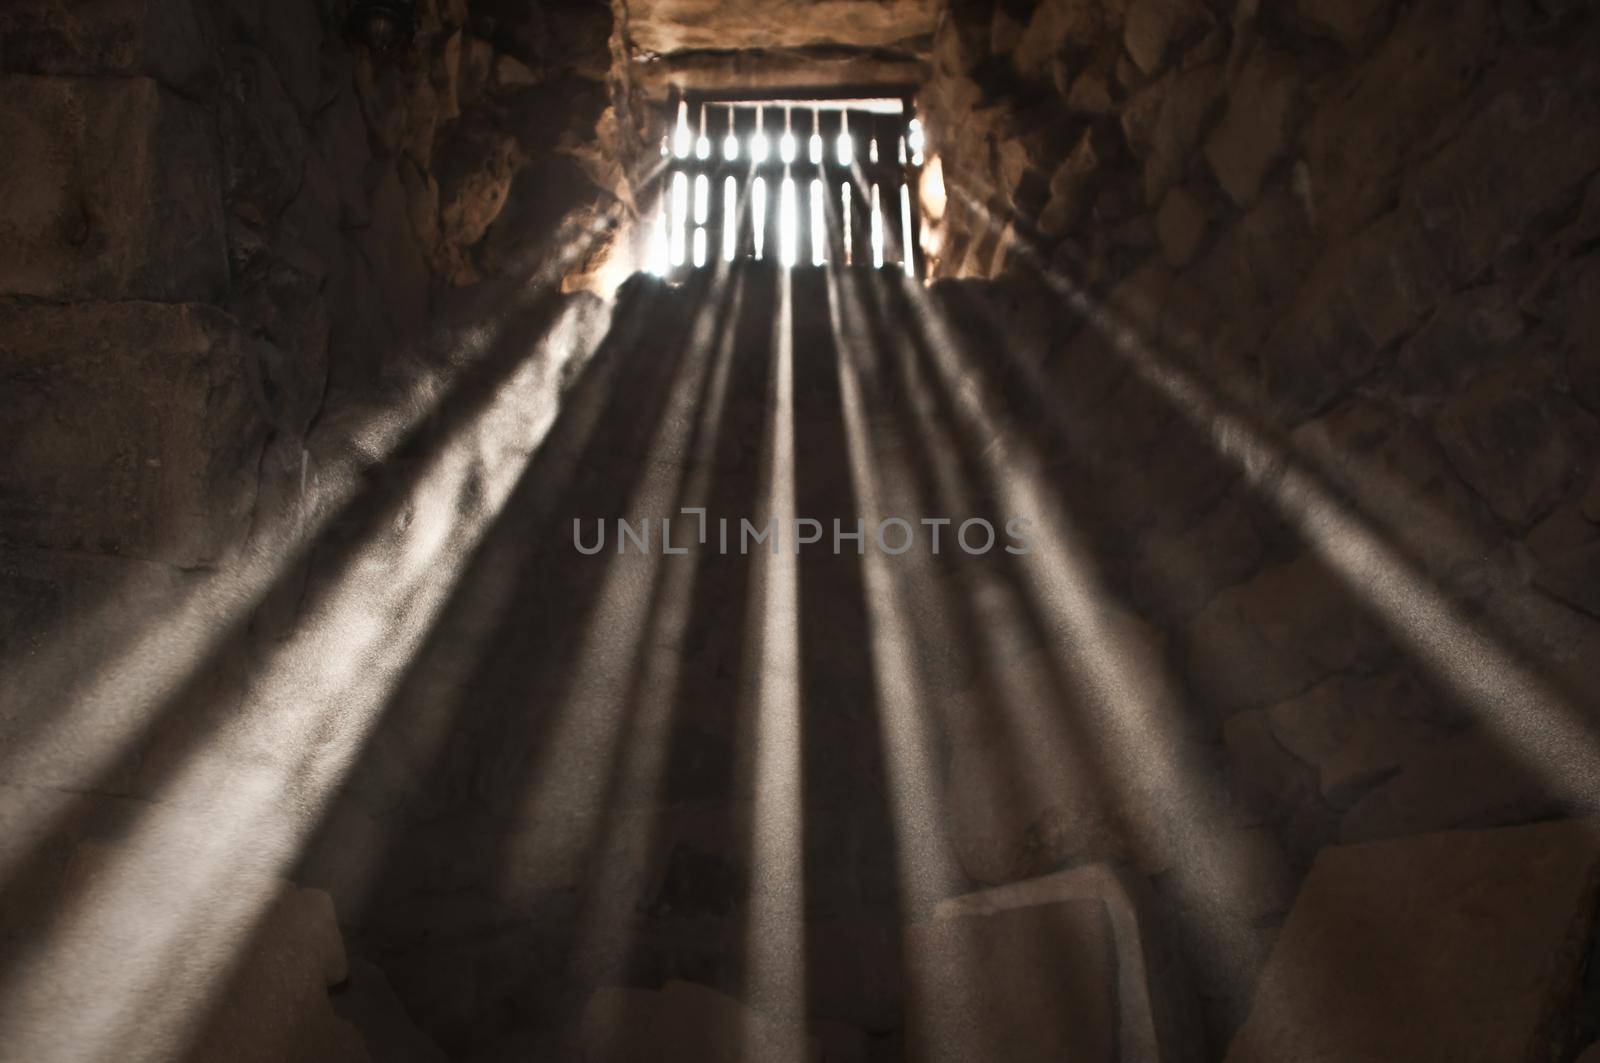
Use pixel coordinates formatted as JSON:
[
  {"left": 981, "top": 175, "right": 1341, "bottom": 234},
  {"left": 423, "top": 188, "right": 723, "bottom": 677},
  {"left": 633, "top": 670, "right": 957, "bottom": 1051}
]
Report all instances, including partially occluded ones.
[{"left": 619, "top": 0, "right": 941, "bottom": 57}]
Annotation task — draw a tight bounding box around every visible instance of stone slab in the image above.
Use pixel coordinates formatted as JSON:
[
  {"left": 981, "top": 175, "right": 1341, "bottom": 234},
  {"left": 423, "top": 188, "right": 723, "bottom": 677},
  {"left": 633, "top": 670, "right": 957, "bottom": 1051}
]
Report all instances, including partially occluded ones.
[
  {"left": 1225, "top": 819, "right": 1600, "bottom": 1063},
  {"left": 0, "top": 74, "right": 226, "bottom": 301},
  {"left": 0, "top": 300, "right": 261, "bottom": 566}
]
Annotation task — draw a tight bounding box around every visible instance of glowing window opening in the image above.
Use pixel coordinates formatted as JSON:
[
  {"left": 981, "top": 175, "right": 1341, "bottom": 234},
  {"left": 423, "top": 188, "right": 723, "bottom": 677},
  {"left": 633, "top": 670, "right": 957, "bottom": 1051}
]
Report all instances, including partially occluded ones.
[{"left": 651, "top": 95, "right": 925, "bottom": 279}]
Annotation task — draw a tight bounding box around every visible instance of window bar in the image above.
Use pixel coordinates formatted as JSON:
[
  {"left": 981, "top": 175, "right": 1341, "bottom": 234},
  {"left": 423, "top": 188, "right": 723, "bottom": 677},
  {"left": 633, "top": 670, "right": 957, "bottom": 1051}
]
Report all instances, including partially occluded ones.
[{"left": 751, "top": 103, "right": 769, "bottom": 163}]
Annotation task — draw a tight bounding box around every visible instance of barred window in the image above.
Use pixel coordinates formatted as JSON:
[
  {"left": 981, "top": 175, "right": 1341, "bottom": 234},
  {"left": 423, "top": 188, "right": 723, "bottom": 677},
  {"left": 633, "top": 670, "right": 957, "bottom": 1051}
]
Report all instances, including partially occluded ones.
[{"left": 648, "top": 93, "right": 926, "bottom": 279}]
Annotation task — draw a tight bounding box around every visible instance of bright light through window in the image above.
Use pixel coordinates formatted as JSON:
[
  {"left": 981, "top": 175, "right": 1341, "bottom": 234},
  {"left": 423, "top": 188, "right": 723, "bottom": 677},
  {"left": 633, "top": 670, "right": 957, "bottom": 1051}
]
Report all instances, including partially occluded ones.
[
  {"left": 870, "top": 183, "right": 884, "bottom": 269},
  {"left": 810, "top": 179, "right": 826, "bottom": 266},
  {"left": 673, "top": 101, "right": 691, "bottom": 159},
  {"left": 649, "top": 97, "right": 922, "bottom": 277},
  {"left": 779, "top": 176, "right": 797, "bottom": 267},
  {"left": 752, "top": 177, "right": 767, "bottom": 260},
  {"left": 670, "top": 171, "right": 688, "bottom": 266}
]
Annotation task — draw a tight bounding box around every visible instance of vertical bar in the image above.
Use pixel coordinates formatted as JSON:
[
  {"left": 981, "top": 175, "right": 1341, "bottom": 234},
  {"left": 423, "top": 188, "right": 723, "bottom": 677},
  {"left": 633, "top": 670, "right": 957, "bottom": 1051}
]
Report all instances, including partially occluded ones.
[{"left": 723, "top": 174, "right": 739, "bottom": 263}]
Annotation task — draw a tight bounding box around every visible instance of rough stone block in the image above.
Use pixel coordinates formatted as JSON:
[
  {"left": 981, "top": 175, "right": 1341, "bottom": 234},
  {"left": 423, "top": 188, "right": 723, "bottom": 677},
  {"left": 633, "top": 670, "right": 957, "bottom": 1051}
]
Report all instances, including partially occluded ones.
[
  {"left": 1290, "top": 396, "right": 1499, "bottom": 573},
  {"left": 911, "top": 897, "right": 1117, "bottom": 1062},
  {"left": 1185, "top": 554, "right": 1388, "bottom": 712},
  {"left": 1013, "top": 0, "right": 1104, "bottom": 83},
  {"left": 1204, "top": 48, "right": 1299, "bottom": 207},
  {"left": 912, "top": 864, "right": 1203, "bottom": 1063},
  {"left": 0, "top": 0, "right": 209, "bottom": 87},
  {"left": 1304, "top": 0, "right": 1498, "bottom": 239},
  {"left": 1566, "top": 256, "right": 1600, "bottom": 414},
  {"left": 1129, "top": 489, "right": 1266, "bottom": 621},
  {"left": 1394, "top": 285, "right": 1524, "bottom": 396},
  {"left": 1124, "top": 0, "right": 1210, "bottom": 76},
  {"left": 1142, "top": 62, "right": 1225, "bottom": 207},
  {"left": 0, "top": 75, "right": 227, "bottom": 301},
  {"left": 1434, "top": 360, "right": 1592, "bottom": 529},
  {"left": 1262, "top": 211, "right": 1450, "bottom": 421},
  {"left": 1037, "top": 129, "right": 1103, "bottom": 237},
  {"left": 218, "top": 45, "right": 308, "bottom": 222},
  {"left": 1224, "top": 708, "right": 1319, "bottom": 820},
  {"left": 331, "top": 957, "right": 451, "bottom": 1063},
  {"left": 1156, "top": 184, "right": 1208, "bottom": 266},
  {"left": 1225, "top": 819, "right": 1600, "bottom": 1062},
  {"left": 1536, "top": 540, "right": 1600, "bottom": 619},
  {"left": 578, "top": 981, "right": 820, "bottom": 1063},
  {"left": 1405, "top": 44, "right": 1600, "bottom": 284},
  {"left": 185, "top": 881, "right": 369, "bottom": 1063},
  {"left": 0, "top": 300, "right": 262, "bottom": 567},
  {"left": 1266, "top": 673, "right": 1454, "bottom": 808},
  {"left": 1338, "top": 733, "right": 1564, "bottom": 842},
  {"left": 1292, "top": 0, "right": 1398, "bottom": 48}
]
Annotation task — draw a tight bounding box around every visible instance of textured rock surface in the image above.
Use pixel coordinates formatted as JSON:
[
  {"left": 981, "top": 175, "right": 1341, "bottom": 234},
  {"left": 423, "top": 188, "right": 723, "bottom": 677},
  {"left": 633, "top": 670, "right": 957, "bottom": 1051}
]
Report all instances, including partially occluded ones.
[
  {"left": 185, "top": 883, "right": 368, "bottom": 1063},
  {"left": 0, "top": 74, "right": 226, "bottom": 301},
  {"left": 910, "top": 897, "right": 1119, "bottom": 1063},
  {"left": 623, "top": 0, "right": 939, "bottom": 55},
  {"left": 0, "top": 301, "right": 261, "bottom": 566},
  {"left": 918, "top": 865, "right": 1203, "bottom": 1063},
  {"left": 579, "top": 981, "right": 828, "bottom": 1063},
  {"left": 5, "top": 0, "right": 1600, "bottom": 1059},
  {"left": 1225, "top": 821, "right": 1600, "bottom": 1063}
]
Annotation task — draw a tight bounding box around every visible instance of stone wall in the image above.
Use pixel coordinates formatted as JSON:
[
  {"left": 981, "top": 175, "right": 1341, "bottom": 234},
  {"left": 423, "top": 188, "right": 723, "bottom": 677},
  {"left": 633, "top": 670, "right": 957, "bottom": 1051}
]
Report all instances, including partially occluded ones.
[
  {"left": 919, "top": 0, "right": 1600, "bottom": 1045},
  {"left": 0, "top": 0, "right": 617, "bottom": 571},
  {"left": 0, "top": 2, "right": 620, "bottom": 1058}
]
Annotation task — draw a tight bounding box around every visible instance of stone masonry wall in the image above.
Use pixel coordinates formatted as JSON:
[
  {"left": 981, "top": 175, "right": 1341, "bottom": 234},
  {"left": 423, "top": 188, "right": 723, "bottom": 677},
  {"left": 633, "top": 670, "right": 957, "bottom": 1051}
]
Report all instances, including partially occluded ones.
[
  {"left": 0, "top": 0, "right": 616, "bottom": 572},
  {"left": 0, "top": 3, "right": 618, "bottom": 1057},
  {"left": 919, "top": 0, "right": 1600, "bottom": 1045}
]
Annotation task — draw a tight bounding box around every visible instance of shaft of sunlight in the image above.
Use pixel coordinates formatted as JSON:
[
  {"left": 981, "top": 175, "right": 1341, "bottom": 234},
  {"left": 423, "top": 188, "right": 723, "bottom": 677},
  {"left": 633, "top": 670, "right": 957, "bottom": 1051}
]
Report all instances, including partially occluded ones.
[{"left": 739, "top": 267, "right": 807, "bottom": 1060}]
